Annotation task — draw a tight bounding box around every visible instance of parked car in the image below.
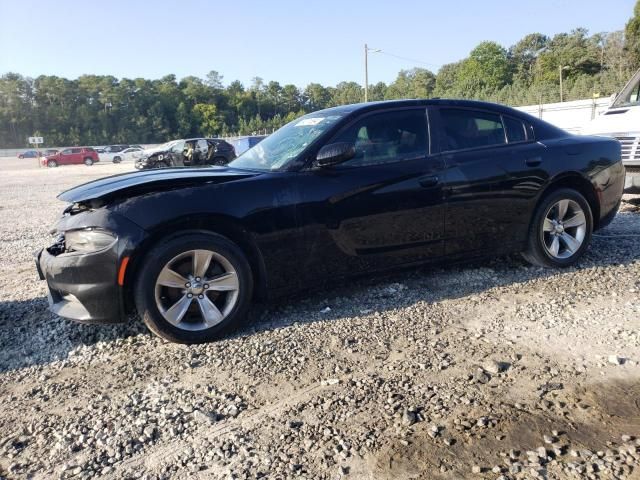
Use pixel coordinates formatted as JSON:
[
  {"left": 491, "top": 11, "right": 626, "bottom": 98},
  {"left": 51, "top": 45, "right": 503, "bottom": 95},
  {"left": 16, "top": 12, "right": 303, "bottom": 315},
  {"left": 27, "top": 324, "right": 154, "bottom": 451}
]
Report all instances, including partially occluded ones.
[
  {"left": 36, "top": 99, "right": 624, "bottom": 344},
  {"left": 228, "top": 135, "right": 267, "bottom": 156},
  {"left": 104, "top": 145, "right": 130, "bottom": 153},
  {"left": 18, "top": 150, "right": 41, "bottom": 159},
  {"left": 102, "top": 146, "right": 144, "bottom": 163},
  {"left": 42, "top": 147, "right": 100, "bottom": 167},
  {"left": 134, "top": 138, "right": 235, "bottom": 169}
]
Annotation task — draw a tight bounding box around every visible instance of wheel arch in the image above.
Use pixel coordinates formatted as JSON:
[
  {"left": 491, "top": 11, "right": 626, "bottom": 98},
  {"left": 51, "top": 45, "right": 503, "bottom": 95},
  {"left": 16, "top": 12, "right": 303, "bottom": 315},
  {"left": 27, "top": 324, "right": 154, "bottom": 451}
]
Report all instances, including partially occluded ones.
[
  {"left": 536, "top": 172, "right": 601, "bottom": 229},
  {"left": 122, "top": 215, "right": 268, "bottom": 314}
]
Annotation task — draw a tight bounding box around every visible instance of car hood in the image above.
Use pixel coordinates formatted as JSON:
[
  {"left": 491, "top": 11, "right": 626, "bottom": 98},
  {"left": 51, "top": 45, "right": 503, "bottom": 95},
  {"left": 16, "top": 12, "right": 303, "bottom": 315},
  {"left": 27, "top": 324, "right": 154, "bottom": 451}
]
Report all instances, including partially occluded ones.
[
  {"left": 58, "top": 166, "right": 261, "bottom": 204},
  {"left": 141, "top": 146, "right": 169, "bottom": 157}
]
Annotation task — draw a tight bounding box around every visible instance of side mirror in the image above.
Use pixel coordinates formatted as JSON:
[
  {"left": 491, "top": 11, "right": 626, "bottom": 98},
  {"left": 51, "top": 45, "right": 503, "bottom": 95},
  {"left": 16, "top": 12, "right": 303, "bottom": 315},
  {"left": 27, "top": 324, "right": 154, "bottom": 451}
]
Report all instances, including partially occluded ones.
[{"left": 315, "top": 142, "right": 356, "bottom": 168}]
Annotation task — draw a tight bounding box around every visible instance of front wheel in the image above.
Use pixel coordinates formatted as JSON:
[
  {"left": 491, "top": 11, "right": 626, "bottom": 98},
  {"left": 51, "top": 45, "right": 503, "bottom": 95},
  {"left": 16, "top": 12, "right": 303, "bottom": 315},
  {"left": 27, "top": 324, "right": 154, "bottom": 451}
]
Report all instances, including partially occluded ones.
[
  {"left": 113, "top": 156, "right": 122, "bottom": 163},
  {"left": 134, "top": 232, "right": 253, "bottom": 343},
  {"left": 84, "top": 157, "right": 94, "bottom": 166},
  {"left": 47, "top": 159, "right": 58, "bottom": 168},
  {"left": 522, "top": 188, "right": 593, "bottom": 268}
]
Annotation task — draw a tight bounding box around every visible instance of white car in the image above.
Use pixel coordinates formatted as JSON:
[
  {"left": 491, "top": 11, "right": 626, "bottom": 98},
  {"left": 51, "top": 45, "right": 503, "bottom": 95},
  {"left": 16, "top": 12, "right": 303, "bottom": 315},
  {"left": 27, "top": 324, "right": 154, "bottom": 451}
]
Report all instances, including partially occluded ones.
[{"left": 102, "top": 147, "right": 145, "bottom": 163}]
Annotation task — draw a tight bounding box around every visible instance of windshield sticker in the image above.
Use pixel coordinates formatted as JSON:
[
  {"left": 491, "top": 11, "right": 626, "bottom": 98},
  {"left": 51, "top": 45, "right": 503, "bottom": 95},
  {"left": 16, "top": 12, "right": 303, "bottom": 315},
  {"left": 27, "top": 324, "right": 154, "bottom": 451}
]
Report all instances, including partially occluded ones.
[{"left": 295, "top": 117, "right": 324, "bottom": 127}]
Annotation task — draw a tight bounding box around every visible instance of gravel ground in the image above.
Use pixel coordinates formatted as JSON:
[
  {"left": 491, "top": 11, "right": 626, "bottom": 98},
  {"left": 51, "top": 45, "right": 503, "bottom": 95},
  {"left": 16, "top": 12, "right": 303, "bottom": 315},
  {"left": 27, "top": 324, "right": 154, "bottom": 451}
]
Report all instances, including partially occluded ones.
[{"left": 1, "top": 157, "right": 639, "bottom": 480}]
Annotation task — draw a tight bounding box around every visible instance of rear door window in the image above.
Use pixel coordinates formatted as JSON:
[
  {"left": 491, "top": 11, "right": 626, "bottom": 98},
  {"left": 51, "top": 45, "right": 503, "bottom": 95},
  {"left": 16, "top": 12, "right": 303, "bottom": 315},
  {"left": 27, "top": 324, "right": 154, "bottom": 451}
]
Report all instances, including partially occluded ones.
[{"left": 439, "top": 108, "right": 506, "bottom": 151}]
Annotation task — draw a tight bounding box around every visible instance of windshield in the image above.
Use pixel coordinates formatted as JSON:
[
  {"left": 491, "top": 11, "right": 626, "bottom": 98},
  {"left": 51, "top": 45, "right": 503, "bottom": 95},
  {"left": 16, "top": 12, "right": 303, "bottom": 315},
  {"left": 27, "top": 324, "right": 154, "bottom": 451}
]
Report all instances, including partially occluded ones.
[
  {"left": 229, "top": 112, "right": 345, "bottom": 171},
  {"left": 612, "top": 69, "right": 640, "bottom": 108},
  {"left": 157, "top": 140, "right": 180, "bottom": 150}
]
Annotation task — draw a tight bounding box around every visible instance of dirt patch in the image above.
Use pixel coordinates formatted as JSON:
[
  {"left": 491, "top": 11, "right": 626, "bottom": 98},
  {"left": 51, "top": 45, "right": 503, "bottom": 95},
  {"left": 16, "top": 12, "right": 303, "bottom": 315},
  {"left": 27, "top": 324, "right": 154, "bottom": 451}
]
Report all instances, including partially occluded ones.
[{"left": 373, "top": 379, "right": 640, "bottom": 479}]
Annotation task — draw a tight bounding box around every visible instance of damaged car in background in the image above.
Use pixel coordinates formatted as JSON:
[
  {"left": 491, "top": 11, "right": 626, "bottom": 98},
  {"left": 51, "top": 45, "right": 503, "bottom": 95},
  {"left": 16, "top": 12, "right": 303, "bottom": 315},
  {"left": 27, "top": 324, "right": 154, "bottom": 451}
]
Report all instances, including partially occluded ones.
[
  {"left": 36, "top": 99, "right": 624, "bottom": 344},
  {"left": 134, "top": 138, "right": 236, "bottom": 169}
]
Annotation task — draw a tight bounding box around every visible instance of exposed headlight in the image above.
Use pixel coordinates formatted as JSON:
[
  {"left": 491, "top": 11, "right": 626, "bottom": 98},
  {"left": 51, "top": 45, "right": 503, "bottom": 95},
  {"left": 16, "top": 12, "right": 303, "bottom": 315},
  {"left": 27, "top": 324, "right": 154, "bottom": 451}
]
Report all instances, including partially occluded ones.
[{"left": 64, "top": 228, "right": 116, "bottom": 253}]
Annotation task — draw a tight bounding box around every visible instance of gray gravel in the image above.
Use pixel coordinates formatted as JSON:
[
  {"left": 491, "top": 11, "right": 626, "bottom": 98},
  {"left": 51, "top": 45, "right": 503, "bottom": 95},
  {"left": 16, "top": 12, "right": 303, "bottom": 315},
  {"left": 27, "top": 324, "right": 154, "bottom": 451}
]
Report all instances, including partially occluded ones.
[{"left": 1, "top": 158, "right": 639, "bottom": 479}]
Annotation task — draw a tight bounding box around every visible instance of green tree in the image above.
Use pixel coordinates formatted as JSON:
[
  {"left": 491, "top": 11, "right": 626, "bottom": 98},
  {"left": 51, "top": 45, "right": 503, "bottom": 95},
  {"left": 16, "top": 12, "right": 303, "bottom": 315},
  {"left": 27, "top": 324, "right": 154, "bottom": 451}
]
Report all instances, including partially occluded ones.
[
  {"left": 386, "top": 68, "right": 435, "bottom": 99},
  {"left": 625, "top": 0, "right": 640, "bottom": 68},
  {"left": 434, "top": 61, "right": 464, "bottom": 96},
  {"left": 509, "top": 33, "right": 549, "bottom": 83},
  {"left": 458, "top": 41, "right": 512, "bottom": 93},
  {"left": 332, "top": 81, "right": 363, "bottom": 105},
  {"left": 193, "top": 103, "right": 221, "bottom": 136},
  {"left": 303, "top": 83, "right": 331, "bottom": 110}
]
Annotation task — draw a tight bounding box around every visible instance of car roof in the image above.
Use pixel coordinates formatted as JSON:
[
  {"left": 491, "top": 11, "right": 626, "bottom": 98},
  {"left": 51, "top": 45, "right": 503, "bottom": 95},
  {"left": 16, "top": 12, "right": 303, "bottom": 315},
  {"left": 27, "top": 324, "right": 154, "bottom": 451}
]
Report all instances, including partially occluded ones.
[
  {"left": 315, "top": 98, "right": 521, "bottom": 115},
  {"left": 314, "top": 98, "right": 565, "bottom": 137}
]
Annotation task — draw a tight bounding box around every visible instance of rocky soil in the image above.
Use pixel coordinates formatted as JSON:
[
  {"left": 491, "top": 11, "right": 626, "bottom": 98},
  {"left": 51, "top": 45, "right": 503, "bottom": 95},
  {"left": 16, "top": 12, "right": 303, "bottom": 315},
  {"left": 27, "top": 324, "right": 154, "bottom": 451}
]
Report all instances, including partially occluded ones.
[{"left": 0, "top": 158, "right": 639, "bottom": 479}]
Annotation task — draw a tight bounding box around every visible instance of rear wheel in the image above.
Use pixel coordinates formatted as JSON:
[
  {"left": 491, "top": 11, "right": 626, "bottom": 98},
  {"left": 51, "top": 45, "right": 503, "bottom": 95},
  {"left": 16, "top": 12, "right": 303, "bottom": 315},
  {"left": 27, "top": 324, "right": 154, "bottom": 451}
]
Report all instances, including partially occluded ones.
[
  {"left": 84, "top": 157, "right": 94, "bottom": 166},
  {"left": 212, "top": 156, "right": 227, "bottom": 166},
  {"left": 522, "top": 188, "right": 593, "bottom": 268},
  {"left": 134, "top": 232, "right": 253, "bottom": 343},
  {"left": 47, "top": 159, "right": 58, "bottom": 168}
]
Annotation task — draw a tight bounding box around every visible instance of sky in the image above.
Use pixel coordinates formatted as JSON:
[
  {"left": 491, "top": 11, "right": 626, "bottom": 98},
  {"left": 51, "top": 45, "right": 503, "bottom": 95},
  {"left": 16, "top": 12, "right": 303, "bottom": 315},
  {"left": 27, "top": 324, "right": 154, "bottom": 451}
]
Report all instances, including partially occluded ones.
[{"left": 0, "top": 0, "right": 636, "bottom": 88}]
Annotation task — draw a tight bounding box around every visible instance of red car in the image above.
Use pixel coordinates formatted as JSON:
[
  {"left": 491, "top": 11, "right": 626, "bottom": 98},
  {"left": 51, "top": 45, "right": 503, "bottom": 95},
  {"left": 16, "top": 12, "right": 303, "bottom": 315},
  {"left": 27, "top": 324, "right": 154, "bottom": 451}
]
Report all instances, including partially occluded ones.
[{"left": 42, "top": 147, "right": 100, "bottom": 167}]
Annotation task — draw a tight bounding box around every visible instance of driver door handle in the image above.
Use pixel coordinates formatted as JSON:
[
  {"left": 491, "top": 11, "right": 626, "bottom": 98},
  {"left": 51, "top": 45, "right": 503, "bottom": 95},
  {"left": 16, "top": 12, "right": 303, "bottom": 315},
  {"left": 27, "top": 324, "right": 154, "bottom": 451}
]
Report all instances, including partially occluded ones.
[{"left": 419, "top": 175, "right": 440, "bottom": 188}]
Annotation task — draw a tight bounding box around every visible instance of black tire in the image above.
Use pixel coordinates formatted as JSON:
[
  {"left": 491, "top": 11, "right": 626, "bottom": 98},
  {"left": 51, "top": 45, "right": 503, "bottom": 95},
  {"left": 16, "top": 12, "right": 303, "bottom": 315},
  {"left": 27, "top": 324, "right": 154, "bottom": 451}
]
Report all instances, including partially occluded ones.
[
  {"left": 522, "top": 188, "right": 593, "bottom": 268},
  {"left": 84, "top": 157, "right": 94, "bottom": 166},
  {"left": 47, "top": 160, "right": 58, "bottom": 168},
  {"left": 113, "top": 156, "right": 122, "bottom": 164},
  {"left": 134, "top": 232, "right": 253, "bottom": 344},
  {"left": 212, "top": 156, "right": 227, "bottom": 166},
  {"left": 19, "top": 155, "right": 24, "bottom": 159}
]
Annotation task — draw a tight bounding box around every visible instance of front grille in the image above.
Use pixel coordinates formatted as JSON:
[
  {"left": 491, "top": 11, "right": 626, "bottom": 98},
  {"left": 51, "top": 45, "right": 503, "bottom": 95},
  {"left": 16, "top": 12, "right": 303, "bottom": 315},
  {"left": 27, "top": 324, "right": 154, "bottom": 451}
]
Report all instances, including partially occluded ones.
[
  {"left": 614, "top": 136, "right": 640, "bottom": 161},
  {"left": 625, "top": 165, "right": 640, "bottom": 173}
]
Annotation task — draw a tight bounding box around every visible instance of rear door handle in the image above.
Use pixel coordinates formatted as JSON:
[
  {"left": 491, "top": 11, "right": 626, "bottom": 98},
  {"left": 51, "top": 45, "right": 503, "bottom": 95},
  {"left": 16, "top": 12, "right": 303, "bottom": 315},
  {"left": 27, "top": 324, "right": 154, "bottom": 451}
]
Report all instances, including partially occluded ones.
[
  {"left": 419, "top": 175, "right": 439, "bottom": 188},
  {"left": 526, "top": 156, "right": 542, "bottom": 167}
]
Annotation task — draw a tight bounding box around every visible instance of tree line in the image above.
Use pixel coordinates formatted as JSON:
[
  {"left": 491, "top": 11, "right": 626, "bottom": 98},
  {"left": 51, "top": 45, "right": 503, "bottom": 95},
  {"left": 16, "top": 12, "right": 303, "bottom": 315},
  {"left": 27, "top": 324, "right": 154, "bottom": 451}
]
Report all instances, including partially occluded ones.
[{"left": 1, "top": 3, "right": 639, "bottom": 148}]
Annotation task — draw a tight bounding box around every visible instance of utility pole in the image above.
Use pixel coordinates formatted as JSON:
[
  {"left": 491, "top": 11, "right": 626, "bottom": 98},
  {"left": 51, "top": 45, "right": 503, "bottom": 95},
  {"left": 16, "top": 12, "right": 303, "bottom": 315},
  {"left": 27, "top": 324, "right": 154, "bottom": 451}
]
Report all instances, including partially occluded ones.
[
  {"left": 559, "top": 65, "right": 564, "bottom": 102},
  {"left": 363, "top": 44, "right": 381, "bottom": 103},
  {"left": 559, "top": 65, "right": 569, "bottom": 102},
  {"left": 364, "top": 43, "right": 369, "bottom": 103}
]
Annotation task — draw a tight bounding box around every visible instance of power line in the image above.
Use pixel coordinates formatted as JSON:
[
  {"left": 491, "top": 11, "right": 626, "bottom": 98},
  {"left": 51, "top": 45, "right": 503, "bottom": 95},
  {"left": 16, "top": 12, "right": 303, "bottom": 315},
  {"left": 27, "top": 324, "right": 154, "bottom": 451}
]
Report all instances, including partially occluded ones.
[{"left": 374, "top": 49, "right": 442, "bottom": 69}]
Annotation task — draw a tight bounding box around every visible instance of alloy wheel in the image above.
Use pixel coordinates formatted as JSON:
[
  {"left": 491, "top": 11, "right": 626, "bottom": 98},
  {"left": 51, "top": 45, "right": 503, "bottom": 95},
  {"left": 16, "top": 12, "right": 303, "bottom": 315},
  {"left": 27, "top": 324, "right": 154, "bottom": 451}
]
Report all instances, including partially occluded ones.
[
  {"left": 154, "top": 249, "right": 240, "bottom": 331},
  {"left": 542, "top": 199, "right": 587, "bottom": 259}
]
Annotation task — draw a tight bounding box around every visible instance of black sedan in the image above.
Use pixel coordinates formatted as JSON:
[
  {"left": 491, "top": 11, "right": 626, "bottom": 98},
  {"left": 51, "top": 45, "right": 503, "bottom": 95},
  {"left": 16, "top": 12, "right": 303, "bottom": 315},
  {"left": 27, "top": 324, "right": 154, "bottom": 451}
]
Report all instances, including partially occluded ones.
[
  {"left": 36, "top": 99, "right": 624, "bottom": 343},
  {"left": 134, "top": 138, "right": 236, "bottom": 170}
]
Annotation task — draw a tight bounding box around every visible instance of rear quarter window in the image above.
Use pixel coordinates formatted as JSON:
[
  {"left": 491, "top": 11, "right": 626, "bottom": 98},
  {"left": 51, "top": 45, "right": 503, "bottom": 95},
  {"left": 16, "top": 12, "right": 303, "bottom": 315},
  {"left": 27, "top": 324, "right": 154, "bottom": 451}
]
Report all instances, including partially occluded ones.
[{"left": 504, "top": 116, "right": 527, "bottom": 143}]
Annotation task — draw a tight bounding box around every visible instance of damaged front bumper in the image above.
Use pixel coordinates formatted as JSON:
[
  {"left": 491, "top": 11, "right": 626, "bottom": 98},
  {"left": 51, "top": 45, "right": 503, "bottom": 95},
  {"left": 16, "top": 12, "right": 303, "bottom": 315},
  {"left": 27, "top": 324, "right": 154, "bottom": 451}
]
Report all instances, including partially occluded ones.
[
  {"left": 134, "top": 158, "right": 148, "bottom": 170},
  {"left": 35, "top": 240, "right": 122, "bottom": 323},
  {"left": 35, "top": 207, "right": 147, "bottom": 324}
]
